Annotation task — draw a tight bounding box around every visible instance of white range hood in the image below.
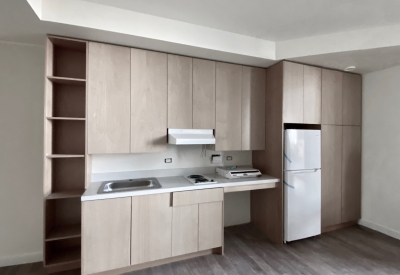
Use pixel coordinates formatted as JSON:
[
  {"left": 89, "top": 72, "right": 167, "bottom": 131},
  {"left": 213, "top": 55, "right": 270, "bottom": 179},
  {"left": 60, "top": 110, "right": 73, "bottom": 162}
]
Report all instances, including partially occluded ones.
[{"left": 168, "top": 129, "right": 215, "bottom": 145}]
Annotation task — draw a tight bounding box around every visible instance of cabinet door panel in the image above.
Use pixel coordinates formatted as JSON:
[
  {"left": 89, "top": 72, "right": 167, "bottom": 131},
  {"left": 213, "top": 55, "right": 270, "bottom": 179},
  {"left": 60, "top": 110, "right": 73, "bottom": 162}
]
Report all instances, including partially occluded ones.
[
  {"left": 172, "top": 205, "right": 198, "bottom": 256},
  {"left": 322, "top": 69, "right": 342, "bottom": 125},
  {"left": 321, "top": 125, "right": 342, "bottom": 227},
  {"left": 242, "top": 66, "right": 266, "bottom": 150},
  {"left": 283, "top": 62, "right": 304, "bottom": 123},
  {"left": 131, "top": 49, "right": 167, "bottom": 153},
  {"left": 82, "top": 198, "right": 131, "bottom": 275},
  {"left": 88, "top": 42, "right": 131, "bottom": 154},
  {"left": 168, "top": 54, "right": 193, "bottom": 129},
  {"left": 342, "top": 126, "right": 361, "bottom": 222},
  {"left": 215, "top": 62, "right": 242, "bottom": 151},
  {"left": 342, "top": 73, "right": 362, "bottom": 126},
  {"left": 193, "top": 59, "right": 216, "bottom": 129},
  {"left": 304, "top": 66, "right": 322, "bottom": 124},
  {"left": 131, "top": 193, "right": 172, "bottom": 265},
  {"left": 199, "top": 202, "right": 223, "bottom": 250}
]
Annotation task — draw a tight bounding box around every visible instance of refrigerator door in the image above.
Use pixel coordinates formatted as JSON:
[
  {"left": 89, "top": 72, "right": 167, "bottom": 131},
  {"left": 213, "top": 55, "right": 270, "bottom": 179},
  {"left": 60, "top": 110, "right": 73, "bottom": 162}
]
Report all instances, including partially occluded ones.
[
  {"left": 284, "top": 169, "right": 321, "bottom": 242},
  {"left": 284, "top": 129, "right": 321, "bottom": 171}
]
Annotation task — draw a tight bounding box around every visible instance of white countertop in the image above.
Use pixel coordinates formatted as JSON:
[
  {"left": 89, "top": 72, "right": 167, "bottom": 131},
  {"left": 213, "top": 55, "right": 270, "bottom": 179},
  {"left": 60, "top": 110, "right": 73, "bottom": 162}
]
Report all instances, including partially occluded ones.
[{"left": 81, "top": 174, "right": 280, "bottom": 201}]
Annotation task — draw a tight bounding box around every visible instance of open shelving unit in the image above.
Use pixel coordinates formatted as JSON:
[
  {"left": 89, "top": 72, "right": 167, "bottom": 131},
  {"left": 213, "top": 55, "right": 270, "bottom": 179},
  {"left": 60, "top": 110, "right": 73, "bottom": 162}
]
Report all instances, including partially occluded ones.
[{"left": 44, "top": 36, "right": 89, "bottom": 273}]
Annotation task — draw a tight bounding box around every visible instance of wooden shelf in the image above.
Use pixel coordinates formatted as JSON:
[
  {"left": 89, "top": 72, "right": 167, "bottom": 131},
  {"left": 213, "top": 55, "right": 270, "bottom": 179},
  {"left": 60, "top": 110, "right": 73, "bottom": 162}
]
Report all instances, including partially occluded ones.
[
  {"left": 47, "top": 117, "right": 86, "bottom": 121},
  {"left": 45, "top": 247, "right": 81, "bottom": 267},
  {"left": 47, "top": 189, "right": 85, "bottom": 200},
  {"left": 46, "top": 154, "right": 85, "bottom": 159},
  {"left": 47, "top": 76, "right": 86, "bottom": 85},
  {"left": 46, "top": 225, "right": 81, "bottom": 241}
]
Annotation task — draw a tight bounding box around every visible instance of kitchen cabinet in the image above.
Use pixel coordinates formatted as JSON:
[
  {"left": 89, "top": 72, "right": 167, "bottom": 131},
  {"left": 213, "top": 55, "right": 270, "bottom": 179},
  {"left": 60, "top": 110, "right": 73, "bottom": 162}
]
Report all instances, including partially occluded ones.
[
  {"left": 193, "top": 58, "right": 216, "bottom": 129},
  {"left": 168, "top": 54, "right": 193, "bottom": 129},
  {"left": 215, "top": 62, "right": 242, "bottom": 151},
  {"left": 82, "top": 197, "right": 131, "bottom": 275},
  {"left": 131, "top": 49, "right": 168, "bottom": 153},
  {"left": 199, "top": 202, "right": 223, "bottom": 250},
  {"left": 283, "top": 62, "right": 304, "bottom": 123},
  {"left": 87, "top": 42, "right": 131, "bottom": 154},
  {"left": 321, "top": 125, "right": 343, "bottom": 227},
  {"left": 304, "top": 65, "right": 322, "bottom": 124},
  {"left": 172, "top": 205, "right": 199, "bottom": 256},
  {"left": 341, "top": 126, "right": 361, "bottom": 222},
  {"left": 342, "top": 73, "right": 362, "bottom": 126},
  {"left": 131, "top": 193, "right": 172, "bottom": 265},
  {"left": 322, "top": 69, "right": 343, "bottom": 125},
  {"left": 242, "top": 66, "right": 266, "bottom": 150}
]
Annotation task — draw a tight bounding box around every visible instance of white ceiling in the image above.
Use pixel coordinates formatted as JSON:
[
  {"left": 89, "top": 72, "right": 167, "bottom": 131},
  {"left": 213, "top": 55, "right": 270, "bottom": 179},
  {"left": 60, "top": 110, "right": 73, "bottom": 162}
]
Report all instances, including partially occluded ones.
[{"left": 82, "top": 0, "right": 400, "bottom": 41}]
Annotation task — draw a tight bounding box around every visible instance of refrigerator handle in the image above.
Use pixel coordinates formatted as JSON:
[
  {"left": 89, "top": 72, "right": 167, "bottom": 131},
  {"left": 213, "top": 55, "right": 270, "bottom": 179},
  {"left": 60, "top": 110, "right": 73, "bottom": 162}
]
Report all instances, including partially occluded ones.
[{"left": 288, "top": 169, "right": 320, "bottom": 174}]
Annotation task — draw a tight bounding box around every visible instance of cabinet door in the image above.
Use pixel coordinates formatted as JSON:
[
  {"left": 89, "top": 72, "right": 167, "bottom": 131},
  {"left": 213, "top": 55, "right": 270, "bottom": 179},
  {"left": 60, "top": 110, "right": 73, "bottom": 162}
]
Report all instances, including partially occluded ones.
[
  {"left": 321, "top": 125, "right": 342, "bottom": 227},
  {"left": 283, "top": 62, "right": 304, "bottom": 123},
  {"left": 172, "top": 205, "right": 198, "bottom": 256},
  {"left": 88, "top": 42, "right": 131, "bottom": 154},
  {"left": 322, "top": 69, "right": 342, "bottom": 125},
  {"left": 242, "top": 66, "right": 266, "bottom": 150},
  {"left": 131, "top": 193, "right": 172, "bottom": 265},
  {"left": 199, "top": 202, "right": 223, "bottom": 251},
  {"left": 304, "top": 66, "right": 322, "bottom": 124},
  {"left": 193, "top": 58, "right": 216, "bottom": 129},
  {"left": 215, "top": 62, "right": 242, "bottom": 151},
  {"left": 82, "top": 197, "right": 131, "bottom": 275},
  {"left": 131, "top": 49, "right": 167, "bottom": 153},
  {"left": 341, "top": 126, "right": 361, "bottom": 222},
  {"left": 342, "top": 73, "right": 362, "bottom": 126},
  {"left": 168, "top": 54, "right": 193, "bottom": 129}
]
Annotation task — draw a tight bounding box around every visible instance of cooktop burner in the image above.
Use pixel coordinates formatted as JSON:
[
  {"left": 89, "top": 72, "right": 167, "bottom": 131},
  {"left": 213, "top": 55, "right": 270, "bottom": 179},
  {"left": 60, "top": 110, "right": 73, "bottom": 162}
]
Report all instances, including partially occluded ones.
[
  {"left": 185, "top": 174, "right": 217, "bottom": 185},
  {"left": 187, "top": 175, "right": 204, "bottom": 179}
]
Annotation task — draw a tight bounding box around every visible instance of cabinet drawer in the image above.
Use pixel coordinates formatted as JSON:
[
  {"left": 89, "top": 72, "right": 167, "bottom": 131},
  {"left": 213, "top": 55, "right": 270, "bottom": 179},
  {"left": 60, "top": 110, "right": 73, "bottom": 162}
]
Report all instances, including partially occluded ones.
[{"left": 172, "top": 188, "right": 223, "bottom": 206}]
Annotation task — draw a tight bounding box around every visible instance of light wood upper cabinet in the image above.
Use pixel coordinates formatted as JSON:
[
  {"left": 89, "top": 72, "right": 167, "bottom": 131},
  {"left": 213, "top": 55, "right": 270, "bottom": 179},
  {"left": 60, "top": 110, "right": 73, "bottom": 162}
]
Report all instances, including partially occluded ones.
[
  {"left": 304, "top": 66, "right": 322, "bottom": 124},
  {"left": 321, "top": 125, "right": 343, "bottom": 227},
  {"left": 283, "top": 62, "right": 304, "bottom": 123},
  {"left": 131, "top": 193, "right": 172, "bottom": 265},
  {"left": 82, "top": 197, "right": 131, "bottom": 275},
  {"left": 172, "top": 204, "right": 199, "bottom": 256},
  {"left": 342, "top": 73, "right": 362, "bottom": 126},
  {"left": 193, "top": 58, "right": 216, "bottom": 129},
  {"left": 131, "top": 49, "right": 167, "bottom": 153},
  {"left": 215, "top": 62, "right": 242, "bottom": 151},
  {"left": 322, "top": 69, "right": 343, "bottom": 125},
  {"left": 341, "top": 126, "right": 361, "bottom": 223},
  {"left": 242, "top": 66, "right": 266, "bottom": 150},
  {"left": 168, "top": 54, "right": 193, "bottom": 129},
  {"left": 88, "top": 42, "right": 131, "bottom": 154},
  {"left": 199, "top": 202, "right": 223, "bottom": 251}
]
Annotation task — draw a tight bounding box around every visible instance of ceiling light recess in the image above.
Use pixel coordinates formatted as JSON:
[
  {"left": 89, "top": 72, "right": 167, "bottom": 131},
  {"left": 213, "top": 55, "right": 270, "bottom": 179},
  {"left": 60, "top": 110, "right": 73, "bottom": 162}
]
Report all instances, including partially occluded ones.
[{"left": 344, "top": 66, "right": 356, "bottom": 72}]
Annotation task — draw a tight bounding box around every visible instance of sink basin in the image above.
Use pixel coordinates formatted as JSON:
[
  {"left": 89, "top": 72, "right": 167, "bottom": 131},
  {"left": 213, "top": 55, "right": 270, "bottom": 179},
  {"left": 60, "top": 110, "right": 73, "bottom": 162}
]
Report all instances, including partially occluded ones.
[{"left": 98, "top": 178, "right": 162, "bottom": 194}]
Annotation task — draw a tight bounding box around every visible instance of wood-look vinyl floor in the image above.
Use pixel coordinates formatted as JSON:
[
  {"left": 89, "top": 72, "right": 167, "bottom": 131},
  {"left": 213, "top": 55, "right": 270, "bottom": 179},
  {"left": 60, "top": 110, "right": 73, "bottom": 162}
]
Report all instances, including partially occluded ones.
[{"left": 1, "top": 224, "right": 399, "bottom": 275}]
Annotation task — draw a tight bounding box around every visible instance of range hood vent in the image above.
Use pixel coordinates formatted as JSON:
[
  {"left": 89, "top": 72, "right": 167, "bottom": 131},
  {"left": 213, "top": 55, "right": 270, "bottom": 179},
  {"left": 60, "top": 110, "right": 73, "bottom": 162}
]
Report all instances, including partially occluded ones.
[{"left": 168, "top": 129, "right": 215, "bottom": 145}]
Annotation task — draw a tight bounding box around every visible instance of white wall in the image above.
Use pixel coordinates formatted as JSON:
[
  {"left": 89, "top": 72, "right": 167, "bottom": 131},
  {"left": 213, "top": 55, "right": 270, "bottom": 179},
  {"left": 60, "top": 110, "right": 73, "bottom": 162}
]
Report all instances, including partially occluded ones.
[
  {"left": 0, "top": 41, "right": 45, "bottom": 266},
  {"left": 360, "top": 65, "right": 400, "bottom": 240}
]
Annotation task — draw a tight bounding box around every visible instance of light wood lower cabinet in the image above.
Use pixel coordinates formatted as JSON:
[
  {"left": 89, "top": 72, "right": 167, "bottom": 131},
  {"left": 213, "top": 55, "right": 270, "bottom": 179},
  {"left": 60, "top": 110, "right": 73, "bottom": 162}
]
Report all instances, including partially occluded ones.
[
  {"left": 131, "top": 193, "right": 172, "bottom": 265},
  {"left": 199, "top": 202, "right": 223, "bottom": 250},
  {"left": 172, "top": 204, "right": 199, "bottom": 256},
  {"left": 82, "top": 197, "right": 131, "bottom": 275}
]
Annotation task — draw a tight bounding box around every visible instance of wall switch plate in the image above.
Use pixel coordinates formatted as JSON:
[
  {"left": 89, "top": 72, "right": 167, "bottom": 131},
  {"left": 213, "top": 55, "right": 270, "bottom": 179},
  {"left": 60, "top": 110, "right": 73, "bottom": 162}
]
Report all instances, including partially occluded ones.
[
  {"left": 165, "top": 158, "right": 172, "bottom": 163},
  {"left": 226, "top": 156, "right": 233, "bottom": 161},
  {"left": 211, "top": 154, "right": 222, "bottom": 164}
]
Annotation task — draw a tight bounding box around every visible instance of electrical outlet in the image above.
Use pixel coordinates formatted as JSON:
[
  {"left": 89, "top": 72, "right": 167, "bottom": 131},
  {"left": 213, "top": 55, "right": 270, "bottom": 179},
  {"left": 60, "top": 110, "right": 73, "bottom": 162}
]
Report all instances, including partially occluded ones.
[
  {"left": 211, "top": 154, "right": 222, "bottom": 164},
  {"left": 226, "top": 156, "right": 233, "bottom": 161},
  {"left": 164, "top": 158, "right": 172, "bottom": 163}
]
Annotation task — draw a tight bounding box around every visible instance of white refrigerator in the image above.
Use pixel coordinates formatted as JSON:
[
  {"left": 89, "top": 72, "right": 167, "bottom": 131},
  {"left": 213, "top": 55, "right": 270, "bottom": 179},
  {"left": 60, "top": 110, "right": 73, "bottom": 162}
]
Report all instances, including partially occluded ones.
[{"left": 284, "top": 129, "right": 321, "bottom": 242}]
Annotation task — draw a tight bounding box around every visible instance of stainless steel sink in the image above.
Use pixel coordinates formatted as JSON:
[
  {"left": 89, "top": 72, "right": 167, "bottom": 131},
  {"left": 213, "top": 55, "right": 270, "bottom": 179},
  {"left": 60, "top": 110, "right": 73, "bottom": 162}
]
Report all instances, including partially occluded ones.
[{"left": 97, "top": 178, "right": 162, "bottom": 194}]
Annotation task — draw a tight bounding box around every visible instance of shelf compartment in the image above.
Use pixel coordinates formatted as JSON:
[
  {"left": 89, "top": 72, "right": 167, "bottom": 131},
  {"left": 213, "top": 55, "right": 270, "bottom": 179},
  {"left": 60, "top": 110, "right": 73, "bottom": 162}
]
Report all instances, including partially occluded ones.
[
  {"left": 47, "top": 117, "right": 86, "bottom": 121},
  {"left": 46, "top": 224, "right": 81, "bottom": 241},
  {"left": 51, "top": 158, "right": 85, "bottom": 192},
  {"left": 45, "top": 237, "right": 81, "bottom": 267},
  {"left": 52, "top": 83, "right": 86, "bottom": 119},
  {"left": 47, "top": 76, "right": 86, "bottom": 85},
  {"left": 47, "top": 189, "right": 85, "bottom": 200},
  {"left": 52, "top": 120, "right": 85, "bottom": 155}
]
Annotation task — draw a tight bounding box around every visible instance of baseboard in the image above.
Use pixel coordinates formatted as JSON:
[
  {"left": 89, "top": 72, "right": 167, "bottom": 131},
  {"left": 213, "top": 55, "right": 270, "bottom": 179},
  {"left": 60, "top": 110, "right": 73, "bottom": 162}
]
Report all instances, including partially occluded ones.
[
  {"left": 359, "top": 219, "right": 400, "bottom": 240},
  {"left": 0, "top": 251, "right": 42, "bottom": 267}
]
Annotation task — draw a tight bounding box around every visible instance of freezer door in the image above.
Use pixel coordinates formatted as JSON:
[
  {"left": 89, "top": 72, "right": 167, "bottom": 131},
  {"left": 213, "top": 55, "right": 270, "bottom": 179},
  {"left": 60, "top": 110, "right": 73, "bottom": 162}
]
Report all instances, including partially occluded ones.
[
  {"left": 284, "top": 169, "right": 321, "bottom": 242},
  {"left": 284, "top": 129, "right": 321, "bottom": 170}
]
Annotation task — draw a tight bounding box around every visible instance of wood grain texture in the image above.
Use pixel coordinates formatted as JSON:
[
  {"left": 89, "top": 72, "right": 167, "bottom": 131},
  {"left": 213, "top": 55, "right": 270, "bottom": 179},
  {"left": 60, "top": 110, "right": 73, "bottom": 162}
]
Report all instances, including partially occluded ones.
[
  {"left": 168, "top": 54, "right": 193, "bottom": 129},
  {"left": 82, "top": 197, "right": 131, "bottom": 275},
  {"left": 172, "top": 205, "right": 199, "bottom": 257},
  {"left": 193, "top": 58, "right": 216, "bottom": 129},
  {"left": 303, "top": 65, "right": 322, "bottom": 124},
  {"left": 282, "top": 62, "right": 303, "bottom": 123},
  {"left": 321, "top": 125, "right": 343, "bottom": 227},
  {"left": 199, "top": 202, "right": 223, "bottom": 251},
  {"left": 242, "top": 66, "right": 266, "bottom": 150},
  {"left": 87, "top": 42, "right": 131, "bottom": 154},
  {"left": 342, "top": 73, "right": 362, "bottom": 126},
  {"left": 215, "top": 62, "right": 242, "bottom": 151},
  {"left": 322, "top": 69, "right": 343, "bottom": 125},
  {"left": 172, "top": 188, "right": 223, "bottom": 206},
  {"left": 341, "top": 126, "right": 362, "bottom": 223},
  {"left": 224, "top": 182, "right": 277, "bottom": 193},
  {"left": 131, "top": 49, "right": 167, "bottom": 153},
  {"left": 251, "top": 62, "right": 284, "bottom": 244},
  {"left": 131, "top": 193, "right": 172, "bottom": 265}
]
